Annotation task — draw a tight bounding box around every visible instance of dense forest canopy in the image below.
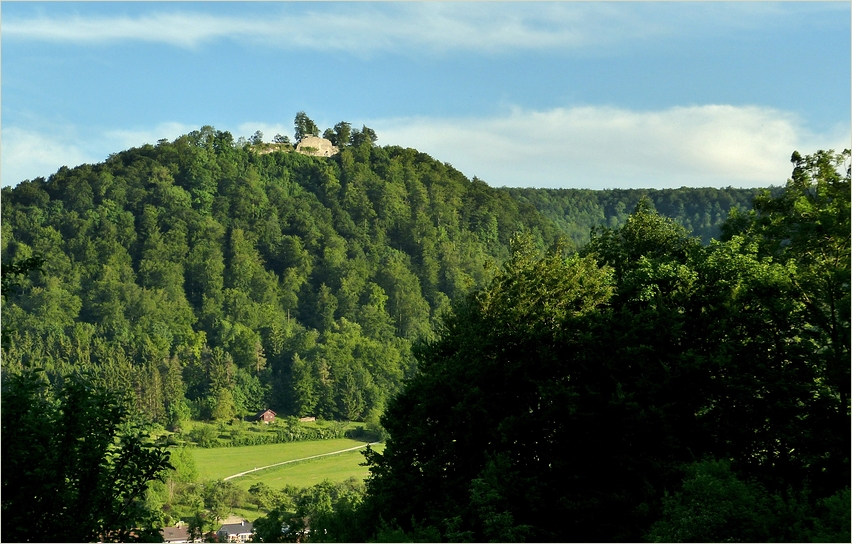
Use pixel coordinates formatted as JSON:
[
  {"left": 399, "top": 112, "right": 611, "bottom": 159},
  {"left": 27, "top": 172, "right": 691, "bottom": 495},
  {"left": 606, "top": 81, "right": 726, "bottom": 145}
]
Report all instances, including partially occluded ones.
[
  {"left": 2, "top": 124, "right": 545, "bottom": 425},
  {"left": 503, "top": 185, "right": 781, "bottom": 246},
  {"left": 2, "top": 114, "right": 848, "bottom": 542}
]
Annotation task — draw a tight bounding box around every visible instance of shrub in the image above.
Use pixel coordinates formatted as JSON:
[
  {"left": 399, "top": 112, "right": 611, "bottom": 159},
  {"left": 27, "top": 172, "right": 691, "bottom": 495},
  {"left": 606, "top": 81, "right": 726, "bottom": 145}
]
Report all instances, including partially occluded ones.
[{"left": 188, "top": 423, "right": 219, "bottom": 448}]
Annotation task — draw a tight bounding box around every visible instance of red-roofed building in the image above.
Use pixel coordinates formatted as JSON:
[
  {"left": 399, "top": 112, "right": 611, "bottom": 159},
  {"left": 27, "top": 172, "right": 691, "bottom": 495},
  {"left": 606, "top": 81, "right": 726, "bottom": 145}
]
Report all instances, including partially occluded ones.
[{"left": 254, "top": 409, "right": 276, "bottom": 424}]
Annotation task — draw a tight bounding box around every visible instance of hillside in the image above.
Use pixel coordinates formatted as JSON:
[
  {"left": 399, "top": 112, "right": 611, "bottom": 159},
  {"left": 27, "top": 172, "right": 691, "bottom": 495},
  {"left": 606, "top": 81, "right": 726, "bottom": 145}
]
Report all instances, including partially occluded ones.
[
  {"left": 1, "top": 127, "right": 558, "bottom": 427},
  {"left": 1, "top": 126, "right": 769, "bottom": 427}
]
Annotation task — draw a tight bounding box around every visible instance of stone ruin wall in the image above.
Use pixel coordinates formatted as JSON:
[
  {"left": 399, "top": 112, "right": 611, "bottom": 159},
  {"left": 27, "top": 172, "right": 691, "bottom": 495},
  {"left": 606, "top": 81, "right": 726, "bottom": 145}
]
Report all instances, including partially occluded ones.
[{"left": 295, "top": 135, "right": 339, "bottom": 157}]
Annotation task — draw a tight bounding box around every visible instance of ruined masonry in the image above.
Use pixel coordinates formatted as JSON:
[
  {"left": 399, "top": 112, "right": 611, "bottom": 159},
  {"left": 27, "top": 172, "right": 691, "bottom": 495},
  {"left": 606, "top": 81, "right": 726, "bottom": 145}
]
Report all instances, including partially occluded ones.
[{"left": 295, "top": 135, "right": 339, "bottom": 157}]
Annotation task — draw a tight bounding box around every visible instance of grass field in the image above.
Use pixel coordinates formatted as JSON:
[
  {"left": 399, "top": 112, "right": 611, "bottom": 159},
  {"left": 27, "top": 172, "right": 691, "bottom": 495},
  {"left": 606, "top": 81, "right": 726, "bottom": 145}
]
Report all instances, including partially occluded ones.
[
  {"left": 229, "top": 442, "right": 386, "bottom": 491},
  {"left": 189, "top": 438, "right": 382, "bottom": 483}
]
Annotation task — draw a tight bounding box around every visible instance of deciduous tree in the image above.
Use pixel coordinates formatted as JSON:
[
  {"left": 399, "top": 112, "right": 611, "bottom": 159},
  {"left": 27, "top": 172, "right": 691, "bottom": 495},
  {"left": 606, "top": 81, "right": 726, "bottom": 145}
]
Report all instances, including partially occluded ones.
[
  {"left": 294, "top": 112, "right": 319, "bottom": 142},
  {"left": 2, "top": 371, "right": 173, "bottom": 542}
]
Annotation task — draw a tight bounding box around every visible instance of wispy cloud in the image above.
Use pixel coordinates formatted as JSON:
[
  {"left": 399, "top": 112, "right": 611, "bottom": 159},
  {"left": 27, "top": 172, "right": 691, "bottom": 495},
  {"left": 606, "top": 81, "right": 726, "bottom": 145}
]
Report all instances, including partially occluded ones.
[
  {"left": 374, "top": 106, "right": 851, "bottom": 188},
  {"left": 1, "top": 3, "right": 798, "bottom": 54},
  {"left": 1, "top": 127, "right": 95, "bottom": 186}
]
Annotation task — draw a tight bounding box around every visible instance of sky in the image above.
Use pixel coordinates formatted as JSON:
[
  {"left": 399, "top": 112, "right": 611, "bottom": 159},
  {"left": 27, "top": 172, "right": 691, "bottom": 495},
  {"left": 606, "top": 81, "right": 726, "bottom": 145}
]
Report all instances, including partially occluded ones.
[{"left": 1, "top": 2, "right": 850, "bottom": 189}]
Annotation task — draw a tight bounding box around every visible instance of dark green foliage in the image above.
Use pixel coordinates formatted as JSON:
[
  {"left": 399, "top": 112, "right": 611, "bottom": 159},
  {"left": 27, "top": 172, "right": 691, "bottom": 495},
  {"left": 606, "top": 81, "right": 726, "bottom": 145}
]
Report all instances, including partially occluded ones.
[
  {"left": 359, "top": 152, "right": 850, "bottom": 542},
  {"left": 252, "top": 478, "right": 367, "bottom": 543},
  {"left": 811, "top": 488, "right": 852, "bottom": 543},
  {"left": 714, "top": 150, "right": 851, "bottom": 496},
  {"left": 349, "top": 126, "right": 378, "bottom": 147},
  {"left": 646, "top": 460, "right": 851, "bottom": 543},
  {"left": 332, "top": 122, "right": 352, "bottom": 148},
  {"left": 370, "top": 519, "right": 443, "bottom": 543},
  {"left": 1, "top": 254, "right": 45, "bottom": 297},
  {"left": 249, "top": 482, "right": 284, "bottom": 511},
  {"left": 204, "top": 480, "right": 249, "bottom": 523},
  {"left": 179, "top": 417, "right": 350, "bottom": 448},
  {"left": 362, "top": 242, "right": 630, "bottom": 542},
  {"left": 188, "top": 423, "right": 220, "bottom": 447},
  {"left": 1, "top": 371, "right": 173, "bottom": 542}
]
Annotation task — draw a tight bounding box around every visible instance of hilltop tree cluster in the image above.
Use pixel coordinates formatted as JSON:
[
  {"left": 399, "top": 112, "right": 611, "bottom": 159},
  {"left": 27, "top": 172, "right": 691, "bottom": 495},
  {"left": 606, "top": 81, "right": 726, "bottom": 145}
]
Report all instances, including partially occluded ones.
[{"left": 262, "top": 112, "right": 377, "bottom": 150}]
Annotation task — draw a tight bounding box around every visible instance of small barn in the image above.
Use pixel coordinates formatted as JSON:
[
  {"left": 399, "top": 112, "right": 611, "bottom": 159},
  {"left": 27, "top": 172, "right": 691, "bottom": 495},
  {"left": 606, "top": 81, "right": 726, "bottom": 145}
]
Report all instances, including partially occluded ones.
[{"left": 254, "top": 409, "right": 276, "bottom": 424}]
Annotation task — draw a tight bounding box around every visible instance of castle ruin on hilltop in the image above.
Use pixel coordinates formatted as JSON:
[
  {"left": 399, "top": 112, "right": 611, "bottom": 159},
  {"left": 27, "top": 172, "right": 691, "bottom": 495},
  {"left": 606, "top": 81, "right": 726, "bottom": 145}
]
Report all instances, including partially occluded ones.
[{"left": 295, "top": 135, "right": 339, "bottom": 157}]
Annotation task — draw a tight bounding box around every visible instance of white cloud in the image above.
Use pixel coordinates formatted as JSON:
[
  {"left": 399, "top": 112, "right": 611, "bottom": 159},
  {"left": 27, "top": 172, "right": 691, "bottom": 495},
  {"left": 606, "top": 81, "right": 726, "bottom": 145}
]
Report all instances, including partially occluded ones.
[
  {"left": 0, "top": 3, "right": 792, "bottom": 55},
  {"left": 1, "top": 127, "right": 96, "bottom": 186},
  {"left": 373, "top": 106, "right": 851, "bottom": 189}
]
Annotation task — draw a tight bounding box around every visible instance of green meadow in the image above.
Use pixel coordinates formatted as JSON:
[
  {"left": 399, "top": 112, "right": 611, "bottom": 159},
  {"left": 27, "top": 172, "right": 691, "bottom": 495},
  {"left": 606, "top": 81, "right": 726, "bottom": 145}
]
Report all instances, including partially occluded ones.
[
  {"left": 190, "top": 438, "right": 383, "bottom": 485},
  {"left": 230, "top": 443, "right": 386, "bottom": 490}
]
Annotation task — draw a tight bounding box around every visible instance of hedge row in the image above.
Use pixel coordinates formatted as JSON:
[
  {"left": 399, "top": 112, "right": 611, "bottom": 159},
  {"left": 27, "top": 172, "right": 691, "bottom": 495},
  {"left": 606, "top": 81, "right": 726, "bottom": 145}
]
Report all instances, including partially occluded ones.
[{"left": 177, "top": 420, "right": 352, "bottom": 448}]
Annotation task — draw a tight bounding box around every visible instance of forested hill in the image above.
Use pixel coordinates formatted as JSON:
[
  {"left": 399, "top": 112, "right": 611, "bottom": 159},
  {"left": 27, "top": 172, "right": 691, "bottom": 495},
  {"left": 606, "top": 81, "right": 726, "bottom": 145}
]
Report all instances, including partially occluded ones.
[
  {"left": 1, "top": 126, "right": 767, "bottom": 427},
  {"left": 0, "top": 127, "right": 560, "bottom": 426}
]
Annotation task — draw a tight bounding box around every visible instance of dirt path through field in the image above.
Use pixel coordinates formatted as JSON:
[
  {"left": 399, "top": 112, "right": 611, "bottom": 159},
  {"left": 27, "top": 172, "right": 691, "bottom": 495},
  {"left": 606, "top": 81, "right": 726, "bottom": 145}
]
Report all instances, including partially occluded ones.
[{"left": 222, "top": 442, "right": 381, "bottom": 481}]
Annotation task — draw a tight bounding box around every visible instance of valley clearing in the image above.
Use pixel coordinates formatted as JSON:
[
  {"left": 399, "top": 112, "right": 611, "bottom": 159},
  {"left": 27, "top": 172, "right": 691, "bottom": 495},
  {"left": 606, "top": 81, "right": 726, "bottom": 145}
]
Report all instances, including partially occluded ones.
[{"left": 190, "top": 439, "right": 385, "bottom": 490}]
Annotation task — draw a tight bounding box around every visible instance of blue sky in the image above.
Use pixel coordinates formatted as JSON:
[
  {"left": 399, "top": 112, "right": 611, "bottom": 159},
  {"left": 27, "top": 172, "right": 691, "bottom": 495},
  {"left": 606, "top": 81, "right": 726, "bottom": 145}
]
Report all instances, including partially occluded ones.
[{"left": 2, "top": 2, "right": 850, "bottom": 189}]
